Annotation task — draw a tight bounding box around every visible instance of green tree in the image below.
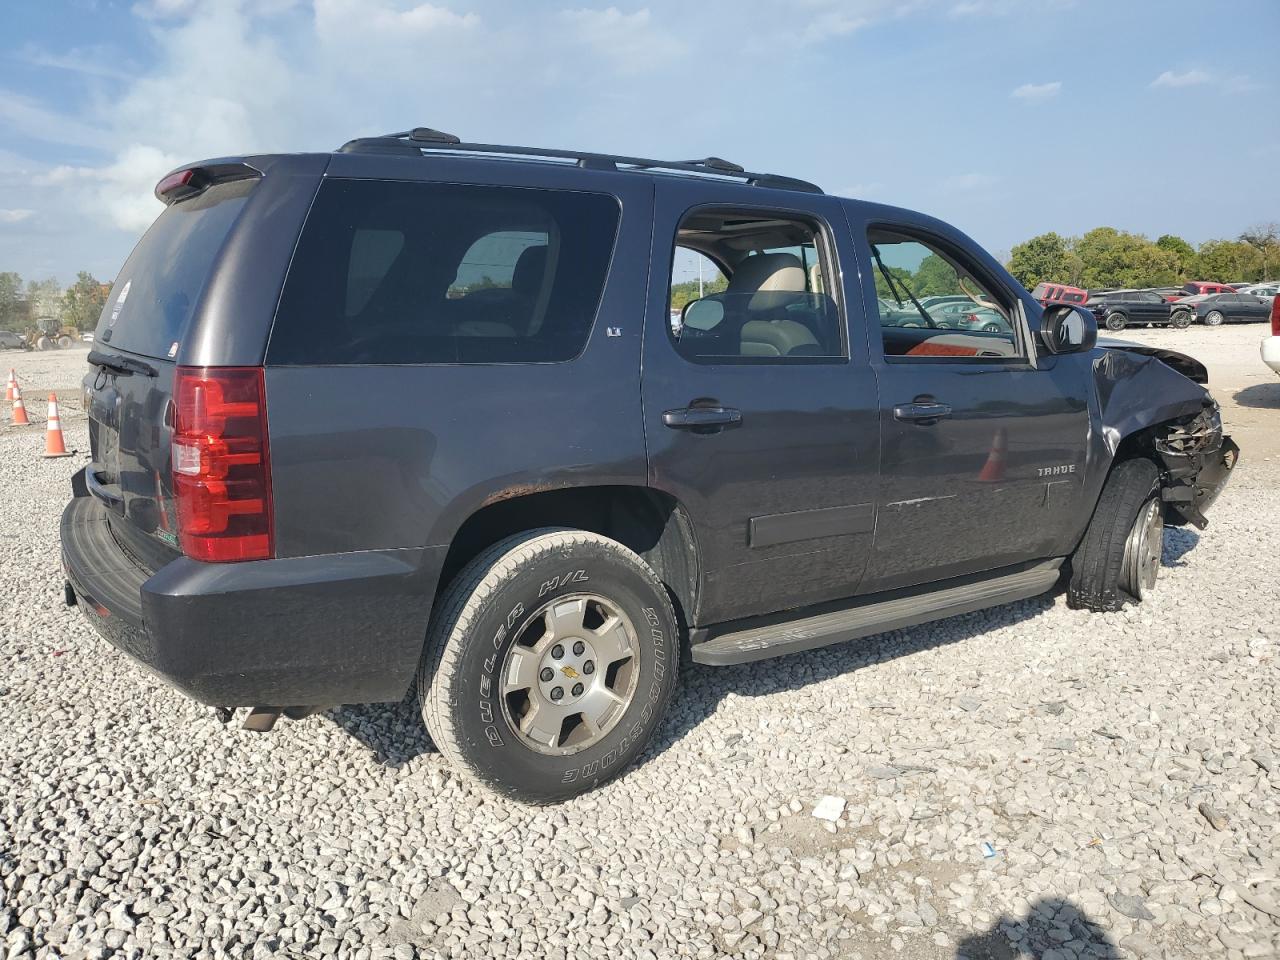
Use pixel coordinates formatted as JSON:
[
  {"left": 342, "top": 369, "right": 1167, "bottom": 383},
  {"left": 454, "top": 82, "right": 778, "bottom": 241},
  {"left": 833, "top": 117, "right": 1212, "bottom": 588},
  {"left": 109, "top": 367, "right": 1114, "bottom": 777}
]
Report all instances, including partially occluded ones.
[
  {"left": 911, "top": 254, "right": 960, "bottom": 296},
  {"left": 669, "top": 274, "right": 727, "bottom": 313},
  {"left": 1074, "top": 228, "right": 1179, "bottom": 289},
  {"left": 62, "top": 272, "right": 110, "bottom": 331},
  {"left": 1196, "top": 240, "right": 1260, "bottom": 282},
  {"left": 1239, "top": 222, "right": 1279, "bottom": 281},
  {"left": 0, "top": 272, "right": 29, "bottom": 333},
  {"left": 1007, "top": 232, "right": 1073, "bottom": 289},
  {"left": 1155, "top": 234, "right": 1196, "bottom": 279}
]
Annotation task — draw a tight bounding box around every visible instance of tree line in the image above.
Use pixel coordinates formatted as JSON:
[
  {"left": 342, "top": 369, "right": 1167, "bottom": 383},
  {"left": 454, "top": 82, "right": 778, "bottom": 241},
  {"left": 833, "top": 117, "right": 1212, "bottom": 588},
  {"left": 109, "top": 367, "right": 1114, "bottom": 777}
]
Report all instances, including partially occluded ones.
[
  {"left": 1007, "top": 223, "right": 1279, "bottom": 291},
  {"left": 0, "top": 272, "right": 110, "bottom": 335}
]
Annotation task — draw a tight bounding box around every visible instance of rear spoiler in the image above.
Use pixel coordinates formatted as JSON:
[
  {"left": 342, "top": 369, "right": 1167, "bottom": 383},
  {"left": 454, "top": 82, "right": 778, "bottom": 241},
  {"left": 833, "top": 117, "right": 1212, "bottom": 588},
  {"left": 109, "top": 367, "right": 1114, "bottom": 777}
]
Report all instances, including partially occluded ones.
[{"left": 155, "top": 160, "right": 262, "bottom": 205}]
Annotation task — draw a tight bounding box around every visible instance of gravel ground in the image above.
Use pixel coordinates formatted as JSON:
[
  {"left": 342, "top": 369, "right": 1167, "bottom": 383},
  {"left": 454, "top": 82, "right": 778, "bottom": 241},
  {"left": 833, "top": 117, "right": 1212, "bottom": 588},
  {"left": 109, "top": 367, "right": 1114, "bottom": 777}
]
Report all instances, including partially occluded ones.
[{"left": 2, "top": 333, "right": 1278, "bottom": 960}]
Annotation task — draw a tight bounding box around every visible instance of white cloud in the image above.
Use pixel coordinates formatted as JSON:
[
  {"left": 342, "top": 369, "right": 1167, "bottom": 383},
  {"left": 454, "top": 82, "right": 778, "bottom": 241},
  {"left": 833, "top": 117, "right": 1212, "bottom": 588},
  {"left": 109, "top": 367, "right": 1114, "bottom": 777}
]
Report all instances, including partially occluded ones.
[
  {"left": 17, "top": 46, "right": 136, "bottom": 82},
  {"left": 0, "top": 209, "right": 35, "bottom": 224},
  {"left": 558, "top": 7, "right": 685, "bottom": 73},
  {"left": 1151, "top": 69, "right": 1212, "bottom": 89},
  {"left": 1011, "top": 81, "right": 1061, "bottom": 101},
  {"left": 0, "top": 88, "right": 111, "bottom": 146}
]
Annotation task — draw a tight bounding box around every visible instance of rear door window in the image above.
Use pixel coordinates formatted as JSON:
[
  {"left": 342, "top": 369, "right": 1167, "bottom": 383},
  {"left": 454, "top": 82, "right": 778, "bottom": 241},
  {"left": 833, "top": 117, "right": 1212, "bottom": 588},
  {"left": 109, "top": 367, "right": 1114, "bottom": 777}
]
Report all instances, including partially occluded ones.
[
  {"left": 96, "top": 178, "right": 256, "bottom": 359},
  {"left": 268, "top": 180, "right": 620, "bottom": 365}
]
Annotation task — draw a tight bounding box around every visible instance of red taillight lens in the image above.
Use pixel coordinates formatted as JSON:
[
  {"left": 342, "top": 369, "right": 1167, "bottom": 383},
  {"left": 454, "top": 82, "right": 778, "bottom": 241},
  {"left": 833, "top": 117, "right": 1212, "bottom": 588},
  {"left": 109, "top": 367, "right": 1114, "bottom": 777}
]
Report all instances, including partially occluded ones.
[
  {"left": 171, "top": 366, "right": 273, "bottom": 562},
  {"left": 1271, "top": 296, "right": 1280, "bottom": 337}
]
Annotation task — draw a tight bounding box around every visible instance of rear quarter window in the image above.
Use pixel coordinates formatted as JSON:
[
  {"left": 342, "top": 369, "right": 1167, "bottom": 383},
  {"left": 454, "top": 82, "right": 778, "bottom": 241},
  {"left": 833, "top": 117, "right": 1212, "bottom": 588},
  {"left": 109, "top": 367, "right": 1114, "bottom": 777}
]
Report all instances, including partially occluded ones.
[{"left": 268, "top": 179, "right": 621, "bottom": 365}]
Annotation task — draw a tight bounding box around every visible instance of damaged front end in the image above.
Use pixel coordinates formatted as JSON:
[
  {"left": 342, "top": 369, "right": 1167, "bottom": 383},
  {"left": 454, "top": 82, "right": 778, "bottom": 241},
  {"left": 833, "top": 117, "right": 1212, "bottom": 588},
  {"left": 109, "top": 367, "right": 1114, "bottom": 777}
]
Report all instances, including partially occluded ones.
[
  {"left": 1093, "top": 343, "right": 1239, "bottom": 530},
  {"left": 1153, "top": 404, "right": 1239, "bottom": 529}
]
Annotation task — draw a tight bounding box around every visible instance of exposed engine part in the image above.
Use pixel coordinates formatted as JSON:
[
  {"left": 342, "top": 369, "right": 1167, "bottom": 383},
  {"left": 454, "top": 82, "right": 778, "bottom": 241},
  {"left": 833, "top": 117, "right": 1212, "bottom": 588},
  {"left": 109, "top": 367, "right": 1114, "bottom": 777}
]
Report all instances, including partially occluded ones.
[{"left": 1154, "top": 403, "right": 1223, "bottom": 459}]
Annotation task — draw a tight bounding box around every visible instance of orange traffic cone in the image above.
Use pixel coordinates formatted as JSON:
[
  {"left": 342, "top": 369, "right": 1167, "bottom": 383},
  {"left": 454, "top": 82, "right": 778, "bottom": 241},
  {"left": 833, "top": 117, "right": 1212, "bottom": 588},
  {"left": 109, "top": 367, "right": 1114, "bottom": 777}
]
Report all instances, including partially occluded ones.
[
  {"left": 11, "top": 384, "right": 30, "bottom": 425},
  {"left": 43, "top": 394, "right": 73, "bottom": 458},
  {"left": 977, "top": 426, "right": 1008, "bottom": 482},
  {"left": 5, "top": 369, "right": 15, "bottom": 402}
]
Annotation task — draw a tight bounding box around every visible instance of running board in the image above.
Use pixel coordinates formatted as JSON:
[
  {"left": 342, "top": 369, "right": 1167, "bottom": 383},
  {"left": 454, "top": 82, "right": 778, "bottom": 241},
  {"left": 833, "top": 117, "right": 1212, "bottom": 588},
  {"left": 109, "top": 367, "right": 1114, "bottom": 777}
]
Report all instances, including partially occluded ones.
[{"left": 690, "top": 559, "right": 1064, "bottom": 666}]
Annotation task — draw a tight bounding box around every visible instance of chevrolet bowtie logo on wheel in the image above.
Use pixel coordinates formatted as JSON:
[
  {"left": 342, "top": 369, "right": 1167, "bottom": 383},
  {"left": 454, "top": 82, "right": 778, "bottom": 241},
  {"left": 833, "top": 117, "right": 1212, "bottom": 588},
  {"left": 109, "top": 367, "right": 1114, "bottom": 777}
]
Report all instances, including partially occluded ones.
[{"left": 560, "top": 666, "right": 580, "bottom": 680}]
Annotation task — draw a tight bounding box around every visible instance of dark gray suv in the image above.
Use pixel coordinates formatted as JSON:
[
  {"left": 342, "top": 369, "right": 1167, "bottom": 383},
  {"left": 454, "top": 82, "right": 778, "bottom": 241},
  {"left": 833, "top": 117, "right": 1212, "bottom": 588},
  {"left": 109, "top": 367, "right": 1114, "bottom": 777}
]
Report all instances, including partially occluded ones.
[{"left": 62, "top": 129, "right": 1237, "bottom": 802}]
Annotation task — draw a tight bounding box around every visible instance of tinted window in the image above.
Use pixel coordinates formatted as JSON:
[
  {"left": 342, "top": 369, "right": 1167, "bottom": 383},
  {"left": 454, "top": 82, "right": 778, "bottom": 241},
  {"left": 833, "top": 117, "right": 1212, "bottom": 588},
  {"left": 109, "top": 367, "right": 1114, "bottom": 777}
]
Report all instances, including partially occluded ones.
[
  {"left": 96, "top": 178, "right": 256, "bottom": 359},
  {"left": 667, "top": 209, "right": 844, "bottom": 363},
  {"left": 867, "top": 229, "right": 1022, "bottom": 361},
  {"left": 269, "top": 180, "right": 620, "bottom": 365}
]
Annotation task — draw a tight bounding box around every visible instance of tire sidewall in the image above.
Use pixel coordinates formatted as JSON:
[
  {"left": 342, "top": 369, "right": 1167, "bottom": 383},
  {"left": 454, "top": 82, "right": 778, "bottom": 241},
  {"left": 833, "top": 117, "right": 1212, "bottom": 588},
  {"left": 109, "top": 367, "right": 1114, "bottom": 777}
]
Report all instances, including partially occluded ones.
[
  {"left": 1171, "top": 312, "right": 1191, "bottom": 329},
  {"left": 439, "top": 537, "right": 678, "bottom": 802},
  {"left": 1106, "top": 312, "right": 1127, "bottom": 331},
  {"left": 1205, "top": 311, "right": 1224, "bottom": 326}
]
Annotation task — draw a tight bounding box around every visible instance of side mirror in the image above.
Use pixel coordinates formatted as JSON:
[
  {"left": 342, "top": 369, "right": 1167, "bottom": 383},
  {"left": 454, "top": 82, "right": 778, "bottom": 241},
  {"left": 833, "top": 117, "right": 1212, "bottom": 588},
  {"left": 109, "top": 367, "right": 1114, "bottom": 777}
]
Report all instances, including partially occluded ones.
[
  {"left": 1039, "top": 303, "right": 1097, "bottom": 355},
  {"left": 681, "top": 296, "right": 725, "bottom": 332}
]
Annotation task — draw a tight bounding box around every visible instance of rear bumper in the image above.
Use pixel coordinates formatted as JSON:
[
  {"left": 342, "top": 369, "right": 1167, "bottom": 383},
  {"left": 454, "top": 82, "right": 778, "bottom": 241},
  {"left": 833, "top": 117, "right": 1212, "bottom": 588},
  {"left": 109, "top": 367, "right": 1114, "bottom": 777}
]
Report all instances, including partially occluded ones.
[{"left": 61, "top": 494, "right": 446, "bottom": 706}]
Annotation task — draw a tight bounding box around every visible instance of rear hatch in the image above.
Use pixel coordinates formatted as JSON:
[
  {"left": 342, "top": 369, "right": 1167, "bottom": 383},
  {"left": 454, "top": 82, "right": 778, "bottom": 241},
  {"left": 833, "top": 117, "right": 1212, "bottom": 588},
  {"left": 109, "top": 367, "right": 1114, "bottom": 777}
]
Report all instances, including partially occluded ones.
[{"left": 85, "top": 176, "right": 259, "bottom": 573}]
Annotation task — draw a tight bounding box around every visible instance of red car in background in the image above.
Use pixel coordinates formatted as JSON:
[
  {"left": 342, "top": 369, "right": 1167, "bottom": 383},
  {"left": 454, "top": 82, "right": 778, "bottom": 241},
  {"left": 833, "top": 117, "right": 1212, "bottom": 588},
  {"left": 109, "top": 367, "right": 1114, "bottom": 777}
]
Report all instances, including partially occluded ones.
[
  {"left": 1182, "top": 281, "right": 1234, "bottom": 297},
  {"left": 1031, "top": 282, "right": 1089, "bottom": 305}
]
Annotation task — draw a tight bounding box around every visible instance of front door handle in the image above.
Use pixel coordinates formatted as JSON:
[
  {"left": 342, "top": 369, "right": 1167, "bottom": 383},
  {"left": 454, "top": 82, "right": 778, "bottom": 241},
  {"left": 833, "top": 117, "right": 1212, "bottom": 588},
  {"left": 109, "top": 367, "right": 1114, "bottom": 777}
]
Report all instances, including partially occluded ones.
[
  {"left": 894, "top": 401, "right": 952, "bottom": 424},
  {"left": 662, "top": 406, "right": 742, "bottom": 430}
]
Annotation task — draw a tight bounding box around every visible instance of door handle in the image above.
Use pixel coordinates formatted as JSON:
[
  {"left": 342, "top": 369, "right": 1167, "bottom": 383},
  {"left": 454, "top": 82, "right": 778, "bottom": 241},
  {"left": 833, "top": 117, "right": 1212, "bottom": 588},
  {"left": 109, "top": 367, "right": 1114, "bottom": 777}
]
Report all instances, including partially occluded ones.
[
  {"left": 662, "top": 406, "right": 742, "bottom": 430},
  {"left": 893, "top": 401, "right": 952, "bottom": 424}
]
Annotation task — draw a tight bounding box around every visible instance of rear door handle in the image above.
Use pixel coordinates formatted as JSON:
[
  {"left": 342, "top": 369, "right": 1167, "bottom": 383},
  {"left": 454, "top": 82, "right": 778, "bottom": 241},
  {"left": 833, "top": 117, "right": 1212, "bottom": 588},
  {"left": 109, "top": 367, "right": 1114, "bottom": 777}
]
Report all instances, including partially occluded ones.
[
  {"left": 893, "top": 401, "right": 952, "bottom": 424},
  {"left": 662, "top": 406, "right": 742, "bottom": 430}
]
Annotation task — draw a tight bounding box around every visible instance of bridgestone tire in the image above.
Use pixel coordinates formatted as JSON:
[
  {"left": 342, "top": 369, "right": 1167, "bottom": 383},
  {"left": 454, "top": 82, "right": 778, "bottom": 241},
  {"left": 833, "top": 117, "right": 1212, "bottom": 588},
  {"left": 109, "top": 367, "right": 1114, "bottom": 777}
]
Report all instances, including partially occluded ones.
[
  {"left": 1105, "top": 312, "right": 1127, "bottom": 332},
  {"left": 418, "top": 528, "right": 679, "bottom": 803},
  {"left": 1068, "top": 458, "right": 1162, "bottom": 613}
]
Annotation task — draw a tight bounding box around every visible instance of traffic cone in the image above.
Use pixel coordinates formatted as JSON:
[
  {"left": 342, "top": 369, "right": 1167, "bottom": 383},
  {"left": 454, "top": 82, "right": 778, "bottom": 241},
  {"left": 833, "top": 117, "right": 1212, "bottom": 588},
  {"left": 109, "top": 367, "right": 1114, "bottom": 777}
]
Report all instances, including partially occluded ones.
[
  {"left": 977, "top": 427, "right": 1007, "bottom": 482},
  {"left": 42, "top": 394, "right": 73, "bottom": 458},
  {"left": 11, "top": 384, "right": 30, "bottom": 425},
  {"left": 5, "top": 369, "right": 15, "bottom": 402}
]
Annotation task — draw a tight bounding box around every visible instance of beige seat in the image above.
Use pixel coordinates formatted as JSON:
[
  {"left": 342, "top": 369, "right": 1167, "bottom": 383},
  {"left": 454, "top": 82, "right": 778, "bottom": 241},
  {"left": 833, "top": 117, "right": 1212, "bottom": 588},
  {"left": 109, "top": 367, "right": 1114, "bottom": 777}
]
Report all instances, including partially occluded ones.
[{"left": 726, "top": 253, "right": 819, "bottom": 357}]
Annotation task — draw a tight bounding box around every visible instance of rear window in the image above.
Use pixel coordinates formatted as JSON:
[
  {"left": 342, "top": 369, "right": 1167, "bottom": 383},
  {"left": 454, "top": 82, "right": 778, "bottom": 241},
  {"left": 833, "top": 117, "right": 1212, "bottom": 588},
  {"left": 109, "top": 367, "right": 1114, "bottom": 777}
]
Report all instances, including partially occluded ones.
[
  {"left": 96, "top": 179, "right": 255, "bottom": 359},
  {"left": 268, "top": 179, "right": 621, "bottom": 365}
]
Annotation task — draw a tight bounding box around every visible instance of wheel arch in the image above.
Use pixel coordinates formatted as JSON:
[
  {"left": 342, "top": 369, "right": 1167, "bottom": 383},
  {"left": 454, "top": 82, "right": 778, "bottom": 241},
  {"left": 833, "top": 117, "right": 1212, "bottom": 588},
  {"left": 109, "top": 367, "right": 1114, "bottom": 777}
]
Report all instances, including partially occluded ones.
[{"left": 435, "top": 484, "right": 702, "bottom": 632}]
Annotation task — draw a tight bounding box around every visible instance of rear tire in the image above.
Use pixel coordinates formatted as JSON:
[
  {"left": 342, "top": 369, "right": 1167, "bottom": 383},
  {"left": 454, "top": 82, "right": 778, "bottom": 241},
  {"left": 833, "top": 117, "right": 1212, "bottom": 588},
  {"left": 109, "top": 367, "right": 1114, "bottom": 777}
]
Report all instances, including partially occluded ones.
[
  {"left": 419, "top": 528, "right": 679, "bottom": 803},
  {"left": 1105, "top": 312, "right": 1127, "bottom": 332},
  {"left": 1068, "top": 458, "right": 1163, "bottom": 612},
  {"left": 1204, "top": 310, "right": 1225, "bottom": 327}
]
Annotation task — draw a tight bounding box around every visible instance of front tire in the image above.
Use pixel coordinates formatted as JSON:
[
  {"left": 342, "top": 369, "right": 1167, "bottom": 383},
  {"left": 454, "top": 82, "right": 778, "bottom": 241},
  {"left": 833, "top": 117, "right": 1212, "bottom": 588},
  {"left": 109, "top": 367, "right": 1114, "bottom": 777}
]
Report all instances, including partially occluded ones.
[
  {"left": 1068, "top": 458, "right": 1163, "bottom": 612},
  {"left": 1171, "top": 311, "right": 1192, "bottom": 329},
  {"left": 1204, "top": 310, "right": 1225, "bottom": 327},
  {"left": 419, "top": 529, "right": 679, "bottom": 803},
  {"left": 1105, "top": 312, "right": 1127, "bottom": 332}
]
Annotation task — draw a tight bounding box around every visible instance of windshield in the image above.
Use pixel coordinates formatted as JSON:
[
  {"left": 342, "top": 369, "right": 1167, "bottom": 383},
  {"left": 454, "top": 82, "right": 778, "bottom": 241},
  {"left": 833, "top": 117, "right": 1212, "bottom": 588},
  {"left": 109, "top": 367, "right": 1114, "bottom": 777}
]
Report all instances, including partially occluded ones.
[{"left": 95, "top": 179, "right": 255, "bottom": 359}]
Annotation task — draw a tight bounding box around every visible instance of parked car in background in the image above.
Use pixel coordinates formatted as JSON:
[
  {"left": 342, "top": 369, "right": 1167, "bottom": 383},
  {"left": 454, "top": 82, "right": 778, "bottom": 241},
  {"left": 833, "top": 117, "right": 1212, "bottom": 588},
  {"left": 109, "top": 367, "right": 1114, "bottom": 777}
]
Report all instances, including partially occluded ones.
[
  {"left": 1086, "top": 290, "right": 1186, "bottom": 331},
  {"left": 1262, "top": 296, "right": 1280, "bottom": 376},
  {"left": 1240, "top": 282, "right": 1279, "bottom": 299},
  {"left": 1182, "top": 281, "right": 1234, "bottom": 297},
  {"left": 0, "top": 330, "right": 25, "bottom": 350},
  {"left": 1031, "top": 282, "right": 1088, "bottom": 305},
  {"left": 1183, "top": 292, "right": 1273, "bottom": 327},
  {"left": 1148, "top": 286, "right": 1190, "bottom": 302}
]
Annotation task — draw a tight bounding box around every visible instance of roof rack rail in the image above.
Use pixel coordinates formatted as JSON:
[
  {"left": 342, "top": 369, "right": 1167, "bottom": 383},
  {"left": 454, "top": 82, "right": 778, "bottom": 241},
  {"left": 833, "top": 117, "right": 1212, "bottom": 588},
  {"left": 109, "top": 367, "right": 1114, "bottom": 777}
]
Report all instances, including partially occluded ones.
[{"left": 335, "top": 129, "right": 823, "bottom": 194}]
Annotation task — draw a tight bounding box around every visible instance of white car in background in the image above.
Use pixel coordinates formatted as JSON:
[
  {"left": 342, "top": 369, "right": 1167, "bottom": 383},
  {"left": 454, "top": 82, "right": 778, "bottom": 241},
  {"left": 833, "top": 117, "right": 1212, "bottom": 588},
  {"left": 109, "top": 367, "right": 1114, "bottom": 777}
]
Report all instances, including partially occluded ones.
[{"left": 1262, "top": 295, "right": 1280, "bottom": 376}]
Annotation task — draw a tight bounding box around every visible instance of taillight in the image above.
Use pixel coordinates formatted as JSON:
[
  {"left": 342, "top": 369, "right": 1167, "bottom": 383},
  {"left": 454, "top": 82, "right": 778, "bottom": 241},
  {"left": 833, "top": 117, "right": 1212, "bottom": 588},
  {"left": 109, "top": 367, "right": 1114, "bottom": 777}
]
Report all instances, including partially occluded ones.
[
  {"left": 1271, "top": 296, "right": 1280, "bottom": 337},
  {"left": 171, "top": 367, "right": 273, "bottom": 562}
]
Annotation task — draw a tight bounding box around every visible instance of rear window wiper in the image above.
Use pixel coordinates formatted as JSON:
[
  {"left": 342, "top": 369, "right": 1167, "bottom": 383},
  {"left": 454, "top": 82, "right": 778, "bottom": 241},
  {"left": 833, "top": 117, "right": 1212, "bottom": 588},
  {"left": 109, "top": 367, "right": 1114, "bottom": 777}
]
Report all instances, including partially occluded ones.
[{"left": 87, "top": 349, "right": 157, "bottom": 378}]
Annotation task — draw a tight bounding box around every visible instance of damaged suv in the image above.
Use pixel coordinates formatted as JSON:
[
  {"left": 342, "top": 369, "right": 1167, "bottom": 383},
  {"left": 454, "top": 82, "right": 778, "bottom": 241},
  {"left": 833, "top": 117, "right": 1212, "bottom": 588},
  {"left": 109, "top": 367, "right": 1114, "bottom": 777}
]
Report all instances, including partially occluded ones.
[{"left": 61, "top": 130, "right": 1238, "bottom": 803}]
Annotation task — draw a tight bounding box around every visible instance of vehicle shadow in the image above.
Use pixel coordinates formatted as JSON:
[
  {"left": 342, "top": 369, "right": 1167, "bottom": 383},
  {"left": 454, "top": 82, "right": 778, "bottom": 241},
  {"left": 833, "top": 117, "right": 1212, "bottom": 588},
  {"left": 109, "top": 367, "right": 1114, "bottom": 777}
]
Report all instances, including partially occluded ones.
[
  {"left": 327, "top": 693, "right": 436, "bottom": 767},
  {"left": 1233, "top": 382, "right": 1280, "bottom": 409},
  {"left": 647, "top": 585, "right": 1060, "bottom": 762},
  {"left": 1162, "top": 525, "right": 1199, "bottom": 566},
  {"left": 954, "top": 897, "right": 1121, "bottom": 959}
]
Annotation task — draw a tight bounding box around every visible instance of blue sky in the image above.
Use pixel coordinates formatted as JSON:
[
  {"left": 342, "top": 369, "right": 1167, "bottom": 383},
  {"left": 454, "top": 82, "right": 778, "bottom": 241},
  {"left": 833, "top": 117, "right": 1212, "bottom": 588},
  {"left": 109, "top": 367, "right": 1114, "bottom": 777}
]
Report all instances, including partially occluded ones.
[{"left": 0, "top": 0, "right": 1276, "bottom": 285}]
